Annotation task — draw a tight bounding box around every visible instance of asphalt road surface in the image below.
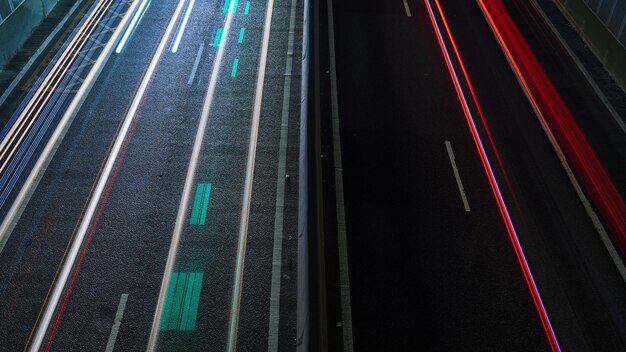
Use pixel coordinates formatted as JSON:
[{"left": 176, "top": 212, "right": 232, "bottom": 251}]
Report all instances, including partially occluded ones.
[
  {"left": 0, "top": 0, "right": 302, "bottom": 350},
  {"left": 326, "top": 0, "right": 626, "bottom": 351},
  {"left": 1, "top": 0, "right": 625, "bottom": 351}
]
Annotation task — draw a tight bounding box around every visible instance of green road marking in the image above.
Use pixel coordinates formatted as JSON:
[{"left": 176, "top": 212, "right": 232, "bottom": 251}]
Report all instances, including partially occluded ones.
[
  {"left": 244, "top": 0, "right": 250, "bottom": 14},
  {"left": 160, "top": 271, "right": 179, "bottom": 330},
  {"left": 231, "top": 58, "right": 239, "bottom": 77},
  {"left": 160, "top": 272, "right": 204, "bottom": 331},
  {"left": 223, "top": 0, "right": 238, "bottom": 13},
  {"left": 190, "top": 183, "right": 211, "bottom": 225},
  {"left": 212, "top": 28, "right": 223, "bottom": 47},
  {"left": 184, "top": 272, "right": 204, "bottom": 330},
  {"left": 222, "top": 0, "right": 231, "bottom": 12},
  {"left": 179, "top": 273, "right": 195, "bottom": 330},
  {"left": 168, "top": 273, "right": 187, "bottom": 330},
  {"left": 238, "top": 27, "right": 245, "bottom": 44}
]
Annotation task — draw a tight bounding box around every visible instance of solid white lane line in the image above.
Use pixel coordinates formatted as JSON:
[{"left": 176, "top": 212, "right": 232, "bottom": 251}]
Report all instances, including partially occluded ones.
[
  {"left": 328, "top": 0, "right": 354, "bottom": 349},
  {"left": 403, "top": 0, "right": 412, "bottom": 17},
  {"left": 26, "top": 0, "right": 189, "bottom": 350},
  {"left": 116, "top": 0, "right": 149, "bottom": 53},
  {"left": 146, "top": 3, "right": 238, "bottom": 351},
  {"left": 171, "top": 0, "right": 196, "bottom": 53},
  {"left": 105, "top": 294, "right": 128, "bottom": 352},
  {"left": 267, "top": 0, "right": 298, "bottom": 349},
  {"left": 227, "top": 0, "right": 276, "bottom": 350},
  {"left": 445, "top": 141, "right": 471, "bottom": 212},
  {"left": 187, "top": 43, "right": 204, "bottom": 85}
]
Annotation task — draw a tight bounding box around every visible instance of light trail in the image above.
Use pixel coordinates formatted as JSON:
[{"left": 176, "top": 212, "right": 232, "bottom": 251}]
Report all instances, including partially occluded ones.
[
  {"left": 0, "top": 0, "right": 114, "bottom": 179},
  {"left": 24, "top": 0, "right": 188, "bottom": 349},
  {"left": 171, "top": 0, "right": 195, "bottom": 53},
  {"left": 226, "top": 0, "right": 277, "bottom": 347},
  {"left": 267, "top": 0, "right": 298, "bottom": 348},
  {"left": 476, "top": 0, "right": 626, "bottom": 278},
  {"left": 424, "top": 1, "right": 562, "bottom": 351},
  {"left": 145, "top": 0, "right": 239, "bottom": 348},
  {"left": 116, "top": 0, "right": 150, "bottom": 53}
]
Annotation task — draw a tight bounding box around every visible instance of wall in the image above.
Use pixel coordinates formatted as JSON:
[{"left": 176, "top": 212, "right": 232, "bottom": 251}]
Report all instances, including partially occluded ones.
[
  {"left": 553, "top": 0, "right": 626, "bottom": 91},
  {"left": 0, "top": 0, "right": 60, "bottom": 68}
]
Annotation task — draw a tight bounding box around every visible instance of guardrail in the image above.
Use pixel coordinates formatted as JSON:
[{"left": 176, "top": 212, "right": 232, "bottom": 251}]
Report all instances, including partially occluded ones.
[
  {"left": 297, "top": 0, "right": 328, "bottom": 349},
  {"left": 551, "top": 0, "right": 626, "bottom": 91},
  {"left": 297, "top": 0, "right": 313, "bottom": 348}
]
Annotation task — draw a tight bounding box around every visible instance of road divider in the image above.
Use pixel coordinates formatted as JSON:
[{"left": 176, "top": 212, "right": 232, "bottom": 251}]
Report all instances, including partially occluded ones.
[
  {"left": 223, "top": 0, "right": 239, "bottom": 13},
  {"left": 146, "top": 0, "right": 238, "bottom": 348}
]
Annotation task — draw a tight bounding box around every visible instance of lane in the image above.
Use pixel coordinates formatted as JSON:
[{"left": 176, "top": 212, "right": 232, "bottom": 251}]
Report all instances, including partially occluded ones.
[
  {"left": 329, "top": 0, "right": 549, "bottom": 350},
  {"left": 0, "top": 0, "right": 175, "bottom": 349},
  {"left": 438, "top": 0, "right": 626, "bottom": 349},
  {"left": 329, "top": 0, "right": 626, "bottom": 350},
  {"left": 0, "top": 0, "right": 302, "bottom": 350}
]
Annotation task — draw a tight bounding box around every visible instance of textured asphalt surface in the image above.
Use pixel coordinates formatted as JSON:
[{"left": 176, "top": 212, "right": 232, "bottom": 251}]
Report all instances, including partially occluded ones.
[
  {"left": 0, "top": 0, "right": 302, "bottom": 350},
  {"left": 328, "top": 0, "right": 626, "bottom": 351},
  {"left": 1, "top": 0, "right": 625, "bottom": 350}
]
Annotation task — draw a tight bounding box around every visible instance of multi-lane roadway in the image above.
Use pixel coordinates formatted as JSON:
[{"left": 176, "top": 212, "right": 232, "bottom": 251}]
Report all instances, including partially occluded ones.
[
  {"left": 1, "top": 0, "right": 625, "bottom": 351},
  {"left": 322, "top": 0, "right": 626, "bottom": 351},
  {"left": 0, "top": 0, "right": 302, "bottom": 350}
]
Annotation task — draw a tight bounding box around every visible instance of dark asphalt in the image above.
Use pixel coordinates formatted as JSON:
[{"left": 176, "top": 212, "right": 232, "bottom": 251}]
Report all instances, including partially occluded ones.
[
  {"left": 327, "top": 0, "right": 626, "bottom": 351},
  {"left": 0, "top": 0, "right": 302, "bottom": 350},
  {"left": 1, "top": 0, "right": 625, "bottom": 350}
]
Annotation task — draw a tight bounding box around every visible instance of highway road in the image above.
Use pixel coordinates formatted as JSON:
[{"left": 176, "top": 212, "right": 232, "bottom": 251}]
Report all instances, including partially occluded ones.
[
  {"left": 0, "top": 0, "right": 302, "bottom": 350},
  {"left": 0, "top": 0, "right": 625, "bottom": 350},
  {"left": 323, "top": 0, "right": 626, "bottom": 351}
]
